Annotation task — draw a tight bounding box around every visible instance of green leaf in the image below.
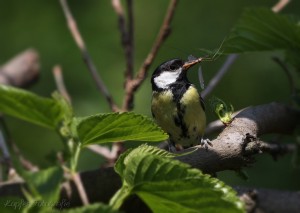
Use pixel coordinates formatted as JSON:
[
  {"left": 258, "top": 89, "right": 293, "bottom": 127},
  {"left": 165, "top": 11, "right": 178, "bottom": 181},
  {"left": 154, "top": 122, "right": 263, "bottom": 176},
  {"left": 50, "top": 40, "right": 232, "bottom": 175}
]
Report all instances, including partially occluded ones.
[
  {"left": 111, "top": 145, "right": 244, "bottom": 212},
  {"left": 21, "top": 166, "right": 64, "bottom": 204},
  {"left": 0, "top": 85, "right": 69, "bottom": 129},
  {"left": 52, "top": 92, "right": 73, "bottom": 123},
  {"left": 77, "top": 112, "right": 168, "bottom": 146},
  {"left": 223, "top": 8, "right": 300, "bottom": 54},
  {"left": 209, "top": 96, "right": 234, "bottom": 125},
  {"left": 114, "top": 148, "right": 133, "bottom": 178},
  {"left": 136, "top": 180, "right": 243, "bottom": 213}
]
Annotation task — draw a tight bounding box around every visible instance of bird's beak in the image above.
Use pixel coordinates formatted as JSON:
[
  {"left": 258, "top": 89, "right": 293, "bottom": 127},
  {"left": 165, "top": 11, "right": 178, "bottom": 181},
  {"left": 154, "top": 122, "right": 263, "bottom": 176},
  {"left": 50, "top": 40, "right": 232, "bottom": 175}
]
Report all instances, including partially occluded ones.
[{"left": 182, "top": 57, "right": 202, "bottom": 70}]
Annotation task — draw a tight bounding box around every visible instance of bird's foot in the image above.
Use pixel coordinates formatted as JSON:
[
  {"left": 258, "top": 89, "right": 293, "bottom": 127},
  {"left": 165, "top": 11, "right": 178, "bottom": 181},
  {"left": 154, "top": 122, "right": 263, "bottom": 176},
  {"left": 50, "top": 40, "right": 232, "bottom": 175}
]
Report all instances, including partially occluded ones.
[
  {"left": 200, "top": 138, "right": 213, "bottom": 151},
  {"left": 168, "top": 141, "right": 177, "bottom": 153}
]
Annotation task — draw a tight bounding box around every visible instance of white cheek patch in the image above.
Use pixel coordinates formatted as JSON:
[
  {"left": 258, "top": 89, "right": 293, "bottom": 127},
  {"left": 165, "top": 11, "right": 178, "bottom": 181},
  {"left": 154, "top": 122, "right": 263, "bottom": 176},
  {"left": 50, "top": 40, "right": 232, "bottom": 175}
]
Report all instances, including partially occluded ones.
[{"left": 154, "top": 69, "right": 181, "bottom": 89}]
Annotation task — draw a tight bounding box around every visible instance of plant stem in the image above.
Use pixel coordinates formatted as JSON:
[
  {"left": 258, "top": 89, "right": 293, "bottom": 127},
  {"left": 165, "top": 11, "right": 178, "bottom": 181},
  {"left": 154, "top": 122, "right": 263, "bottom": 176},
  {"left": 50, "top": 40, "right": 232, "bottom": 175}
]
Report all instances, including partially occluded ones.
[
  {"left": 70, "top": 141, "right": 81, "bottom": 173},
  {"left": 109, "top": 185, "right": 131, "bottom": 210}
]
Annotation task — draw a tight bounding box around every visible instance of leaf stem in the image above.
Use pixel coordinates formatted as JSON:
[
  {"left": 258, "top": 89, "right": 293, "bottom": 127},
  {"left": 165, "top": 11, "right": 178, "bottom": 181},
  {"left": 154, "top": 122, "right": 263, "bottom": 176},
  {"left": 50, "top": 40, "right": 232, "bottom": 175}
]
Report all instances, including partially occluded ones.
[
  {"left": 70, "top": 141, "right": 81, "bottom": 173},
  {"left": 109, "top": 185, "right": 131, "bottom": 210}
]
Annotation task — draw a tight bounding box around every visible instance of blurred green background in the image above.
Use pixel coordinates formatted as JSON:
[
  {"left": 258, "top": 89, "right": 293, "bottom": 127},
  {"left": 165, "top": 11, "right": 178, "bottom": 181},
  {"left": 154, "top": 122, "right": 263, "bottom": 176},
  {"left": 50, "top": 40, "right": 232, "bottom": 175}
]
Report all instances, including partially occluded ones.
[{"left": 0, "top": 0, "right": 299, "bottom": 190}]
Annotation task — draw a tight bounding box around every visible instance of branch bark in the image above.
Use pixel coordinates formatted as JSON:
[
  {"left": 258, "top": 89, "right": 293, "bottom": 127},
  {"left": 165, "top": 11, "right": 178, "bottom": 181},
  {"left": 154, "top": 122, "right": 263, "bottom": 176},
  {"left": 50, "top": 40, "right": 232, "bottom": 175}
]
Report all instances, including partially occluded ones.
[{"left": 177, "top": 102, "right": 300, "bottom": 173}]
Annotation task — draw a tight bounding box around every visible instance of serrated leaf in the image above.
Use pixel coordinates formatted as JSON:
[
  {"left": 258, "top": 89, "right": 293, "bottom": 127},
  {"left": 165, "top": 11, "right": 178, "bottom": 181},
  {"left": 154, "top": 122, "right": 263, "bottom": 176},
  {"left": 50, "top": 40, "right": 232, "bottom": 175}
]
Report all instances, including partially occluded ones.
[
  {"left": 128, "top": 144, "right": 176, "bottom": 158},
  {"left": 223, "top": 8, "right": 300, "bottom": 54},
  {"left": 111, "top": 145, "right": 244, "bottom": 212},
  {"left": 114, "top": 148, "right": 133, "bottom": 177},
  {"left": 77, "top": 112, "right": 168, "bottom": 146},
  {"left": 52, "top": 92, "right": 73, "bottom": 122},
  {"left": 0, "top": 85, "right": 69, "bottom": 129},
  {"left": 136, "top": 180, "right": 243, "bottom": 213},
  {"left": 115, "top": 145, "right": 175, "bottom": 179}
]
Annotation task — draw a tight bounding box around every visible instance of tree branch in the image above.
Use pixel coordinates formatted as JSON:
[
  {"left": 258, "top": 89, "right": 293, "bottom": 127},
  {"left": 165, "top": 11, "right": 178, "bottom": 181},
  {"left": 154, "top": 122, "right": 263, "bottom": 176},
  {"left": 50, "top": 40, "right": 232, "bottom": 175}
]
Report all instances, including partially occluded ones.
[{"left": 176, "top": 102, "right": 300, "bottom": 173}]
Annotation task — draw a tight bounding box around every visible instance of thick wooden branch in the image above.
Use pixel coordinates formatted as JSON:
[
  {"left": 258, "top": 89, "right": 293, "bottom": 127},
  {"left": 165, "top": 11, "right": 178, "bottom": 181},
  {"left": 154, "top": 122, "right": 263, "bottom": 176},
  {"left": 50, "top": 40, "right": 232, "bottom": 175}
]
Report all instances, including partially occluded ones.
[
  {"left": 177, "top": 102, "right": 300, "bottom": 173},
  {"left": 0, "top": 49, "right": 40, "bottom": 88}
]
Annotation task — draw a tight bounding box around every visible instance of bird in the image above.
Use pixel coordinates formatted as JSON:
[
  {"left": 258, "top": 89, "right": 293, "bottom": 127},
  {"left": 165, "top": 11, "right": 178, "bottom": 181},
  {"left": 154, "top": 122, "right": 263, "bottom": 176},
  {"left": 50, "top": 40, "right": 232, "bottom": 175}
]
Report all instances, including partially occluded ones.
[{"left": 151, "top": 57, "right": 211, "bottom": 151}]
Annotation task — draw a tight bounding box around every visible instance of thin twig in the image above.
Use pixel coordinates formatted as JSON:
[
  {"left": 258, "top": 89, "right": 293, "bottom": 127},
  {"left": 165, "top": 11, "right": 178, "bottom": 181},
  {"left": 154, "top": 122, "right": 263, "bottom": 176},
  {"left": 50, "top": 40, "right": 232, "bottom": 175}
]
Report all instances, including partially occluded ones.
[
  {"left": 12, "top": 142, "right": 39, "bottom": 172},
  {"left": 126, "top": 0, "right": 134, "bottom": 79},
  {"left": 0, "top": 130, "right": 10, "bottom": 162},
  {"left": 59, "top": 0, "right": 119, "bottom": 112},
  {"left": 87, "top": 144, "right": 124, "bottom": 166},
  {"left": 0, "top": 130, "right": 10, "bottom": 182},
  {"left": 111, "top": 0, "right": 135, "bottom": 82},
  {"left": 0, "top": 117, "right": 38, "bottom": 172},
  {"left": 111, "top": 0, "right": 127, "bottom": 46},
  {"left": 71, "top": 172, "right": 90, "bottom": 205},
  {"left": 52, "top": 65, "right": 72, "bottom": 103},
  {"left": 87, "top": 145, "right": 114, "bottom": 160},
  {"left": 122, "top": 0, "right": 178, "bottom": 110},
  {"left": 272, "top": 0, "right": 290, "bottom": 12},
  {"left": 202, "top": 54, "right": 238, "bottom": 99}
]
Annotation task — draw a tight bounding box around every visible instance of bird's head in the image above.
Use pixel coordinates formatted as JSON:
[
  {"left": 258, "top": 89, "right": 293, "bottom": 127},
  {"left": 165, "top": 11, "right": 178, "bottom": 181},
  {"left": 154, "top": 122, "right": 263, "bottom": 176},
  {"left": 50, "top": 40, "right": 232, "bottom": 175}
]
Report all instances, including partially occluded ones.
[{"left": 151, "top": 57, "right": 202, "bottom": 90}]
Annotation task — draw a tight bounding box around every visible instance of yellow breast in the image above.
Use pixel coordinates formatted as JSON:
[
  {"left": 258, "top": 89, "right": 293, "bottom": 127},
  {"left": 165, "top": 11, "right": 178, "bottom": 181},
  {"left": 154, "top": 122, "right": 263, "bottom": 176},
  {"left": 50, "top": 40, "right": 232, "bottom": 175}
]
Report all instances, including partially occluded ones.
[{"left": 151, "top": 86, "right": 206, "bottom": 147}]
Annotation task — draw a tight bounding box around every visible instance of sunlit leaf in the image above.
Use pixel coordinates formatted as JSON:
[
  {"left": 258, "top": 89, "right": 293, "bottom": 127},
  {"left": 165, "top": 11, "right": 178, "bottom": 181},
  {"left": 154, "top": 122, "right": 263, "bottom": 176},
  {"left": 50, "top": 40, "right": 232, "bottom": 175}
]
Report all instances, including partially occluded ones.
[
  {"left": 111, "top": 145, "right": 244, "bottom": 213},
  {"left": 0, "top": 85, "right": 69, "bottom": 129},
  {"left": 77, "top": 112, "right": 168, "bottom": 146}
]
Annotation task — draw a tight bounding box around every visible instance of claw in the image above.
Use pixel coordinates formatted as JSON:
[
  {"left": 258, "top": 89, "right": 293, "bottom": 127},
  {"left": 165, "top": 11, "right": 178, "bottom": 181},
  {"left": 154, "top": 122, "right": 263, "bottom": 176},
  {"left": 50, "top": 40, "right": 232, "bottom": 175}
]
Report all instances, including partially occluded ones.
[
  {"left": 200, "top": 138, "right": 213, "bottom": 151},
  {"left": 168, "top": 141, "right": 177, "bottom": 153}
]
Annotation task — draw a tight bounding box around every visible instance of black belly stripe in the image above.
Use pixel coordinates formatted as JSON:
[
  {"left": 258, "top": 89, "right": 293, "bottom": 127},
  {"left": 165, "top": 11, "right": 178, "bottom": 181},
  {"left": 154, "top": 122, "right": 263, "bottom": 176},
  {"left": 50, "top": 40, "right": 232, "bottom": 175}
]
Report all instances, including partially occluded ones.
[
  {"left": 170, "top": 81, "right": 191, "bottom": 139},
  {"left": 177, "top": 102, "right": 188, "bottom": 138},
  {"left": 171, "top": 81, "right": 190, "bottom": 103}
]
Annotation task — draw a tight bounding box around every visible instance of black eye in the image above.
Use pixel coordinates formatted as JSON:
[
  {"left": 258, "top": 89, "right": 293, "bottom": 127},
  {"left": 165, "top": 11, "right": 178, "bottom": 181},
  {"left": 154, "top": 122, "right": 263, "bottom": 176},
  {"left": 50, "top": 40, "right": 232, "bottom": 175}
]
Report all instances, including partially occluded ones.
[
  {"left": 169, "top": 65, "right": 177, "bottom": 70},
  {"left": 169, "top": 60, "right": 183, "bottom": 70}
]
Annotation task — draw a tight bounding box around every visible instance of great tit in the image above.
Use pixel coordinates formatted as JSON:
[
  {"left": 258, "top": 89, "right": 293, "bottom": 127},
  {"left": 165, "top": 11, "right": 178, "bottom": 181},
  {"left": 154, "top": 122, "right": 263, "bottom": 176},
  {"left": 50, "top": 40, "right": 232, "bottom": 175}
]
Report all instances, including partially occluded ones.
[{"left": 151, "top": 57, "right": 210, "bottom": 150}]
